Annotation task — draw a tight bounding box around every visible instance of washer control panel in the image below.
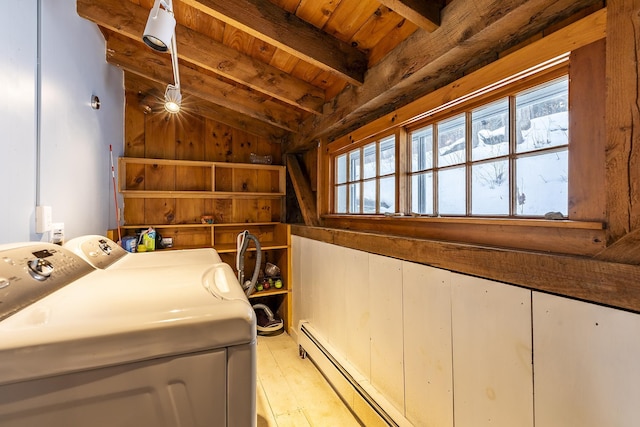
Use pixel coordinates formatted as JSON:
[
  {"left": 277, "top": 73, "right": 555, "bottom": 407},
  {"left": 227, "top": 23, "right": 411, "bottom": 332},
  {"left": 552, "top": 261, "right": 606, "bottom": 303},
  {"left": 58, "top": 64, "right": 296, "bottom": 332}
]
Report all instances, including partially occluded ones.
[
  {"left": 0, "top": 243, "right": 94, "bottom": 321},
  {"left": 65, "top": 236, "right": 128, "bottom": 269}
]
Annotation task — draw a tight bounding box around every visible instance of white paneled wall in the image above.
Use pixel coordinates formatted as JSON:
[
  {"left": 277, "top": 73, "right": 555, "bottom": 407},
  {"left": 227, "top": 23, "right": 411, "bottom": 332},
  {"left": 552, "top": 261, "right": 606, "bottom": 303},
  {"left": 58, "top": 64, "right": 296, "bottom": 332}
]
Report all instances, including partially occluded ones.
[
  {"left": 402, "top": 262, "right": 453, "bottom": 427},
  {"left": 292, "top": 236, "right": 640, "bottom": 426},
  {"left": 312, "top": 240, "right": 332, "bottom": 339},
  {"left": 326, "top": 243, "right": 348, "bottom": 353},
  {"left": 533, "top": 292, "right": 640, "bottom": 427},
  {"left": 369, "top": 254, "right": 405, "bottom": 413},
  {"left": 451, "top": 275, "right": 533, "bottom": 427},
  {"left": 0, "top": 1, "right": 37, "bottom": 243},
  {"left": 343, "top": 247, "right": 371, "bottom": 377}
]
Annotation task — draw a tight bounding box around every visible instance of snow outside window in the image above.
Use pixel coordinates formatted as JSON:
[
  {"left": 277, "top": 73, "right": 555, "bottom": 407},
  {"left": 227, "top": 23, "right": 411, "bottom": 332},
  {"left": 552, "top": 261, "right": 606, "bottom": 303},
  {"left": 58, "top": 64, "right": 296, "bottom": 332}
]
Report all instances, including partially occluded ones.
[
  {"left": 408, "top": 76, "right": 569, "bottom": 217},
  {"left": 334, "top": 135, "right": 396, "bottom": 214}
]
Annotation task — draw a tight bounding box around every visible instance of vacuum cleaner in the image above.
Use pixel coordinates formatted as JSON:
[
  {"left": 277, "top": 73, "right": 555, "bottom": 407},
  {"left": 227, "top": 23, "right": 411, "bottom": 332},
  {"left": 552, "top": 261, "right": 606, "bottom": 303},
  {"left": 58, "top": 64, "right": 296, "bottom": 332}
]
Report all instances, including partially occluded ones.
[{"left": 236, "top": 231, "right": 284, "bottom": 335}]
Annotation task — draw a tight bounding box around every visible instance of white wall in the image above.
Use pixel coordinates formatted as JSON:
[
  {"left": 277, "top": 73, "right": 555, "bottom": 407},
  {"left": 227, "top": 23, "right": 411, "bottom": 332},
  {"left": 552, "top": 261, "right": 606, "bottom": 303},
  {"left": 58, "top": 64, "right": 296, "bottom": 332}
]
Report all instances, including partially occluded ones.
[
  {"left": 0, "top": 1, "right": 37, "bottom": 243},
  {"left": 293, "top": 236, "right": 640, "bottom": 427},
  {"left": 0, "top": 0, "right": 123, "bottom": 244}
]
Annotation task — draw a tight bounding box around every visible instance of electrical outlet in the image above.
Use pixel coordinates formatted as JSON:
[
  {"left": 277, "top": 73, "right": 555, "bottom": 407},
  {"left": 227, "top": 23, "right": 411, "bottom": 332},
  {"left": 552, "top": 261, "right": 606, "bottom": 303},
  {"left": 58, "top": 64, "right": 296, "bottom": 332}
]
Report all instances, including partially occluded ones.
[{"left": 51, "top": 223, "right": 65, "bottom": 245}]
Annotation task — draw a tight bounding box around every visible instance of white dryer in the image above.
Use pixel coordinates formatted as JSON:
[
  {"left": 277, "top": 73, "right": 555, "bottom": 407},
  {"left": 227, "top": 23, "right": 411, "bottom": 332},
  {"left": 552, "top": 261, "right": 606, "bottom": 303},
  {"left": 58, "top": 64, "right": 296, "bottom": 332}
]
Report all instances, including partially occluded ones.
[
  {"left": 64, "top": 234, "right": 222, "bottom": 270},
  {"left": 0, "top": 242, "right": 256, "bottom": 427}
]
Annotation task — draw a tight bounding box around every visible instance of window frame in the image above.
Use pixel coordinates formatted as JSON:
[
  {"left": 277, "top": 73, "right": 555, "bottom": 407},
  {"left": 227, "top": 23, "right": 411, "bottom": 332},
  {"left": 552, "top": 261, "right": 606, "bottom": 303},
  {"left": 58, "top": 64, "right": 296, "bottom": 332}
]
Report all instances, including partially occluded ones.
[
  {"left": 332, "top": 133, "right": 398, "bottom": 215},
  {"left": 406, "top": 72, "right": 570, "bottom": 218},
  {"left": 321, "top": 30, "right": 606, "bottom": 259},
  {"left": 330, "top": 66, "right": 570, "bottom": 219}
]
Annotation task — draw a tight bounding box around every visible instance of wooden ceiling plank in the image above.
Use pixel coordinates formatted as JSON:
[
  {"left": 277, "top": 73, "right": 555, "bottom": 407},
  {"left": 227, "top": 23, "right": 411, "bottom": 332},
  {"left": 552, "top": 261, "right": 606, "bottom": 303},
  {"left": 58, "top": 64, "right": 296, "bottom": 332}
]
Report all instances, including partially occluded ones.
[
  {"left": 106, "top": 34, "right": 302, "bottom": 133},
  {"left": 77, "top": 0, "right": 325, "bottom": 114},
  {"left": 287, "top": 0, "right": 604, "bottom": 152},
  {"left": 296, "top": 0, "right": 342, "bottom": 29},
  {"left": 126, "top": 73, "right": 289, "bottom": 143},
  {"left": 180, "top": 0, "right": 367, "bottom": 85},
  {"left": 350, "top": 5, "right": 408, "bottom": 50},
  {"left": 323, "top": 0, "right": 382, "bottom": 42},
  {"left": 367, "top": 14, "right": 418, "bottom": 66},
  {"left": 376, "top": 0, "right": 443, "bottom": 32},
  {"left": 269, "top": 49, "right": 301, "bottom": 74}
]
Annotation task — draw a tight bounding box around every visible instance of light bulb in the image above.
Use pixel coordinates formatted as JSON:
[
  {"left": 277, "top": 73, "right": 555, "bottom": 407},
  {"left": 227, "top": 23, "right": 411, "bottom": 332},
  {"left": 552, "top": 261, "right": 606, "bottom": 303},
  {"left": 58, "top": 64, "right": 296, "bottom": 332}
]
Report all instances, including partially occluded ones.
[{"left": 164, "top": 85, "right": 181, "bottom": 113}]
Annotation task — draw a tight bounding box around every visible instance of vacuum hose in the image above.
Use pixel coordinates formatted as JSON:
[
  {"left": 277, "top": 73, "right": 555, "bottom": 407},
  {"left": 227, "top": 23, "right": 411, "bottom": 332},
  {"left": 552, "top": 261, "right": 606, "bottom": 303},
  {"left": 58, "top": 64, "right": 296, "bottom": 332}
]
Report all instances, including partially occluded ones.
[{"left": 236, "top": 231, "right": 262, "bottom": 297}]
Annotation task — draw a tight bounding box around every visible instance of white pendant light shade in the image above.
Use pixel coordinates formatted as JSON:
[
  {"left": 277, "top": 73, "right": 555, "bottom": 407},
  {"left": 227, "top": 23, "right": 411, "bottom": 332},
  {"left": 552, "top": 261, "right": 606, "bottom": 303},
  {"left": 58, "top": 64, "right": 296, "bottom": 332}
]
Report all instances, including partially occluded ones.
[{"left": 143, "top": 0, "right": 176, "bottom": 52}]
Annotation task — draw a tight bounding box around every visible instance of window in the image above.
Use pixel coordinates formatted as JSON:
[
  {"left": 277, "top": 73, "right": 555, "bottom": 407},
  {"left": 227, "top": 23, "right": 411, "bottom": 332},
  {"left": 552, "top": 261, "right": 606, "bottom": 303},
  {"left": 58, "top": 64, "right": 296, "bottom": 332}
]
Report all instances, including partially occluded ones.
[
  {"left": 334, "top": 135, "right": 396, "bottom": 214},
  {"left": 409, "top": 76, "right": 568, "bottom": 217},
  {"left": 331, "top": 74, "right": 569, "bottom": 219}
]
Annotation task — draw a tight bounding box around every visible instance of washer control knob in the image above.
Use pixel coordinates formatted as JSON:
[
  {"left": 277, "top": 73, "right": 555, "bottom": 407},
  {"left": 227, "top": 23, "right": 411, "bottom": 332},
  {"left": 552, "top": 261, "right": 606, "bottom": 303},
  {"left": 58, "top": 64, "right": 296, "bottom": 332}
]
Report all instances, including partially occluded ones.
[
  {"left": 28, "top": 258, "right": 54, "bottom": 281},
  {"left": 98, "top": 239, "right": 112, "bottom": 255}
]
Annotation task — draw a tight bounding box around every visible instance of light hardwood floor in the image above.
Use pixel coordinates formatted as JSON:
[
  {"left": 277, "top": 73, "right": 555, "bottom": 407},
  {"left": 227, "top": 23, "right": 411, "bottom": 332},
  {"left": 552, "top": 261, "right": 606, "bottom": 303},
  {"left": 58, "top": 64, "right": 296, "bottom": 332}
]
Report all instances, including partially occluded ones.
[{"left": 256, "top": 333, "right": 362, "bottom": 427}]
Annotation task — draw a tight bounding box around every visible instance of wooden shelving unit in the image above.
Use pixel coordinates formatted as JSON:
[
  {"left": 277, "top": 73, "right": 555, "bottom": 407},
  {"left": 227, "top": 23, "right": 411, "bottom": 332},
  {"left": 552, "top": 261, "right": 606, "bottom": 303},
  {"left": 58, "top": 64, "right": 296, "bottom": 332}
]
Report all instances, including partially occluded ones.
[{"left": 118, "top": 157, "right": 292, "bottom": 332}]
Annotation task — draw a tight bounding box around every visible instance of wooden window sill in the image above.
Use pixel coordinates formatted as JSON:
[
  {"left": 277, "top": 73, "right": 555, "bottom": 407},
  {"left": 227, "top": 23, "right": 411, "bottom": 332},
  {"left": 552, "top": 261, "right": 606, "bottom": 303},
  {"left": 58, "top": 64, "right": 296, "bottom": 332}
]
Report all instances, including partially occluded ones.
[
  {"left": 320, "top": 214, "right": 605, "bottom": 257},
  {"left": 322, "top": 214, "right": 603, "bottom": 230}
]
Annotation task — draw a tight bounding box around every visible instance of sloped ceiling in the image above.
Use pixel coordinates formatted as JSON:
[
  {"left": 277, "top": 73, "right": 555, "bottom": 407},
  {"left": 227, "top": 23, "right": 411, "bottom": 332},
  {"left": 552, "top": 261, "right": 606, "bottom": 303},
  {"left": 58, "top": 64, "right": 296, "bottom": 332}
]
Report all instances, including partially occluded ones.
[{"left": 77, "top": 0, "right": 603, "bottom": 149}]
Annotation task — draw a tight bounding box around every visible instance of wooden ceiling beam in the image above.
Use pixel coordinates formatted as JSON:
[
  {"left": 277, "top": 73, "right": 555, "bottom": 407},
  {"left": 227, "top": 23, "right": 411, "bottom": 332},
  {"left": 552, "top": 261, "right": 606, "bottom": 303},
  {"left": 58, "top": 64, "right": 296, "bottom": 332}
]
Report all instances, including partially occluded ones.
[
  {"left": 180, "top": 0, "right": 368, "bottom": 86},
  {"left": 376, "top": 0, "right": 443, "bottom": 32},
  {"left": 286, "top": 154, "right": 319, "bottom": 226},
  {"left": 106, "top": 33, "right": 302, "bottom": 133},
  {"left": 287, "top": 0, "right": 604, "bottom": 153},
  {"left": 77, "top": 0, "right": 325, "bottom": 114},
  {"left": 125, "top": 73, "right": 290, "bottom": 143}
]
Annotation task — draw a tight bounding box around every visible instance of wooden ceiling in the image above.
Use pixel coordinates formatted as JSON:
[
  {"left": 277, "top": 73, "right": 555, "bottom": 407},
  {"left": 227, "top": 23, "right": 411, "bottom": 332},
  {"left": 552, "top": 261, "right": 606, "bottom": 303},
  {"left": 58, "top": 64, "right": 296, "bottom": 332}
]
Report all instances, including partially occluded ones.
[{"left": 77, "top": 0, "right": 603, "bottom": 150}]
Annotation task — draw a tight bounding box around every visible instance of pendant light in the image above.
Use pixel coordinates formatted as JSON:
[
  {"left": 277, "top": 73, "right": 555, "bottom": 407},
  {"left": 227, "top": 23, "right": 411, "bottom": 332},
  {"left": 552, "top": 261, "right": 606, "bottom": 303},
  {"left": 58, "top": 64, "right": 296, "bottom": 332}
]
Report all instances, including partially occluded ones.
[{"left": 143, "top": 0, "right": 182, "bottom": 113}]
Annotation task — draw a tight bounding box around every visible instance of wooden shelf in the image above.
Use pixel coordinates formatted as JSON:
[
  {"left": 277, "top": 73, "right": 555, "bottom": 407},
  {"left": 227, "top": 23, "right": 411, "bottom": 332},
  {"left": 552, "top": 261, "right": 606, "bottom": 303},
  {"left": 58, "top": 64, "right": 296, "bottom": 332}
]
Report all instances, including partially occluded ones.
[
  {"left": 214, "top": 243, "right": 288, "bottom": 254},
  {"left": 248, "top": 288, "right": 289, "bottom": 299},
  {"left": 122, "top": 223, "right": 213, "bottom": 229},
  {"left": 118, "top": 157, "right": 292, "bottom": 332},
  {"left": 120, "top": 190, "right": 285, "bottom": 199},
  {"left": 122, "top": 221, "right": 282, "bottom": 228},
  {"left": 119, "top": 157, "right": 286, "bottom": 197},
  {"left": 120, "top": 223, "right": 289, "bottom": 252}
]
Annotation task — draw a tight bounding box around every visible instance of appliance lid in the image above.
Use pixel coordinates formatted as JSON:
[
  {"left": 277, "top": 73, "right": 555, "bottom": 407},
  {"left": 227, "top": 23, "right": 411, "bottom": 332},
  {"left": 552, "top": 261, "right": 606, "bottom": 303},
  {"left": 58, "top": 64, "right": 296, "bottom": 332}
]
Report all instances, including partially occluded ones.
[
  {"left": 0, "top": 264, "right": 255, "bottom": 386},
  {"left": 64, "top": 235, "right": 223, "bottom": 269}
]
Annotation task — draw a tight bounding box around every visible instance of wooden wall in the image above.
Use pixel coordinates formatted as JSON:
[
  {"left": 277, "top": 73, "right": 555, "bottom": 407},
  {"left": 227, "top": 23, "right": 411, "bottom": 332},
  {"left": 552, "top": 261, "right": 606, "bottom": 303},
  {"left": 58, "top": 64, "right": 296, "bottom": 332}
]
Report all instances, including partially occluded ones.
[
  {"left": 292, "top": 7, "right": 640, "bottom": 314},
  {"left": 122, "top": 75, "right": 283, "bottom": 226}
]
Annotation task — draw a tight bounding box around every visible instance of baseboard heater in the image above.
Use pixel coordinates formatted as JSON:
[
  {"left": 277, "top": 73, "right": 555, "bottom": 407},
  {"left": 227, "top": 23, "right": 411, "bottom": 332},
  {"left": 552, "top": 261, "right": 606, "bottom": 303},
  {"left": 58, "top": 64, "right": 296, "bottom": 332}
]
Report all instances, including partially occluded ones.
[{"left": 298, "top": 321, "right": 411, "bottom": 427}]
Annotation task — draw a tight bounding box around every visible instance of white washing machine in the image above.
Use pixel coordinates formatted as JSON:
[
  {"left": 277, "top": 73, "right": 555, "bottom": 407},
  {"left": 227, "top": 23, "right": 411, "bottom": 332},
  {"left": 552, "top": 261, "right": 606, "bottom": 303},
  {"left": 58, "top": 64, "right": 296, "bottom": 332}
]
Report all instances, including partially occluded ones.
[
  {"left": 64, "top": 234, "right": 222, "bottom": 270},
  {"left": 0, "top": 242, "right": 256, "bottom": 427}
]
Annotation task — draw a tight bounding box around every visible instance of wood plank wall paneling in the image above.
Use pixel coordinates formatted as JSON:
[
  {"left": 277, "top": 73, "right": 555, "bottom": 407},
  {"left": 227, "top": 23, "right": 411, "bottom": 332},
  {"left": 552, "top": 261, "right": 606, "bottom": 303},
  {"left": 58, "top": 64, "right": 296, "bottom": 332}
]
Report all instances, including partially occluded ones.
[
  {"left": 122, "top": 88, "right": 283, "bottom": 226},
  {"left": 144, "top": 114, "right": 176, "bottom": 159},
  {"left": 176, "top": 115, "right": 206, "bottom": 160},
  {"left": 605, "top": 0, "right": 640, "bottom": 243},
  {"left": 175, "top": 199, "right": 204, "bottom": 224},
  {"left": 205, "top": 120, "right": 234, "bottom": 162},
  {"left": 569, "top": 39, "right": 606, "bottom": 222},
  {"left": 124, "top": 90, "right": 146, "bottom": 158}
]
